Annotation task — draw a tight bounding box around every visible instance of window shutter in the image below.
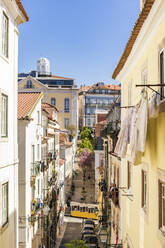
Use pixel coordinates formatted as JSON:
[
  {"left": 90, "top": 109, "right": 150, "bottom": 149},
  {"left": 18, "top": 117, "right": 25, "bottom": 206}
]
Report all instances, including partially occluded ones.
[
  {"left": 142, "top": 170, "right": 144, "bottom": 207},
  {"left": 159, "top": 180, "right": 162, "bottom": 228}
]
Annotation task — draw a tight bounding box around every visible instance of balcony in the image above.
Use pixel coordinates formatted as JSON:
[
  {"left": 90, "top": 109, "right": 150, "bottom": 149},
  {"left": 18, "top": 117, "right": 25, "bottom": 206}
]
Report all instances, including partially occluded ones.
[
  {"left": 108, "top": 186, "right": 119, "bottom": 206},
  {"left": 99, "top": 180, "right": 107, "bottom": 192},
  {"left": 30, "top": 175, "right": 36, "bottom": 186},
  {"left": 31, "top": 198, "right": 41, "bottom": 217},
  {"left": 31, "top": 161, "right": 41, "bottom": 177},
  {"left": 100, "top": 121, "right": 120, "bottom": 138},
  {"left": 48, "top": 152, "right": 53, "bottom": 161}
]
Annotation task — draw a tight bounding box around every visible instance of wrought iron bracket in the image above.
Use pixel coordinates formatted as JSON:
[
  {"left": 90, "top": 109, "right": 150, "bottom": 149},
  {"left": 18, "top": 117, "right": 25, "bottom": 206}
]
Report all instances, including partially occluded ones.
[{"left": 136, "top": 83, "right": 165, "bottom": 99}]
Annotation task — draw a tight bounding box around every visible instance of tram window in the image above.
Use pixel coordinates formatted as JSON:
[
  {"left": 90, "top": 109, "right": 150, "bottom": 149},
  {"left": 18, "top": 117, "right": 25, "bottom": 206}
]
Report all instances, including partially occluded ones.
[
  {"left": 86, "top": 207, "right": 88, "bottom": 212},
  {"left": 80, "top": 207, "right": 83, "bottom": 212},
  {"left": 88, "top": 208, "right": 91, "bottom": 213},
  {"left": 91, "top": 208, "right": 94, "bottom": 213},
  {"left": 83, "top": 207, "right": 86, "bottom": 212},
  {"left": 77, "top": 206, "right": 80, "bottom": 211}
]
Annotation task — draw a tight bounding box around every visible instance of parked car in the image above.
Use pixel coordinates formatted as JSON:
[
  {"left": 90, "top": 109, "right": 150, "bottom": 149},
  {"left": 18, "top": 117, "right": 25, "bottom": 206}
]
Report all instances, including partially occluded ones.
[
  {"left": 88, "top": 244, "right": 98, "bottom": 248},
  {"left": 83, "top": 234, "right": 98, "bottom": 247},
  {"left": 84, "top": 219, "right": 95, "bottom": 226},
  {"left": 81, "top": 230, "right": 94, "bottom": 240},
  {"left": 81, "top": 226, "right": 95, "bottom": 233},
  {"left": 83, "top": 224, "right": 95, "bottom": 229},
  {"left": 81, "top": 226, "right": 94, "bottom": 232}
]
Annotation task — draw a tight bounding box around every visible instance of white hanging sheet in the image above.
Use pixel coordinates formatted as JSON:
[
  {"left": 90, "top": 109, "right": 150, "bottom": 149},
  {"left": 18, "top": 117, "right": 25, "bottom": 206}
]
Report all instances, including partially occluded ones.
[{"left": 115, "top": 90, "right": 148, "bottom": 163}]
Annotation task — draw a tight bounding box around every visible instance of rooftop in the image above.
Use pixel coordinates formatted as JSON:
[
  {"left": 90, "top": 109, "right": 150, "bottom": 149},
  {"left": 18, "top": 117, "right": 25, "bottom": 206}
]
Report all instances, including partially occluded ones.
[
  {"left": 79, "top": 83, "right": 121, "bottom": 94},
  {"left": 112, "top": 0, "right": 155, "bottom": 79},
  {"left": 18, "top": 92, "right": 42, "bottom": 119},
  {"left": 42, "top": 102, "right": 58, "bottom": 122},
  {"left": 16, "top": 0, "right": 29, "bottom": 21}
]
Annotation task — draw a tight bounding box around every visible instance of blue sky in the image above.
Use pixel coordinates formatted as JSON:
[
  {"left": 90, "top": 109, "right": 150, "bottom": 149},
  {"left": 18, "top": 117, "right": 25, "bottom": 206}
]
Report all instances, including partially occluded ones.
[{"left": 19, "top": 0, "right": 139, "bottom": 86}]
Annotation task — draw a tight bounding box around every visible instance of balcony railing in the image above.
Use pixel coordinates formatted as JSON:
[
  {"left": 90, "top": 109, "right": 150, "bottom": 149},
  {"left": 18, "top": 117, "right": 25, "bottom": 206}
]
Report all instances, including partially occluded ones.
[
  {"left": 31, "top": 198, "right": 41, "bottom": 218},
  {"left": 108, "top": 187, "right": 119, "bottom": 206},
  {"left": 31, "top": 161, "right": 41, "bottom": 176}
]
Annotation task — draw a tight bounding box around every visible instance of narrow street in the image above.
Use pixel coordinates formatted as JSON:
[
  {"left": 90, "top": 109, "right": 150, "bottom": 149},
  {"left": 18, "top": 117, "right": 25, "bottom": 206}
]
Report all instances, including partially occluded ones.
[
  {"left": 59, "top": 218, "right": 82, "bottom": 248},
  {"left": 57, "top": 156, "right": 96, "bottom": 247}
]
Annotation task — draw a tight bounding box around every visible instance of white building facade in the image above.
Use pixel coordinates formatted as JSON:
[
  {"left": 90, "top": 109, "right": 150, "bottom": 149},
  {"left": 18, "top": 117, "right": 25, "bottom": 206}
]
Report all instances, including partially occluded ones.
[
  {"left": 18, "top": 93, "right": 43, "bottom": 248},
  {"left": 0, "top": 1, "right": 28, "bottom": 248}
]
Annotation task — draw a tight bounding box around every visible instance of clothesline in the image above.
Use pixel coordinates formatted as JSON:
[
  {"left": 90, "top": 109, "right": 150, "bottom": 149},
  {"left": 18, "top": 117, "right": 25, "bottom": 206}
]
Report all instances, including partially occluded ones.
[{"left": 115, "top": 90, "right": 148, "bottom": 164}]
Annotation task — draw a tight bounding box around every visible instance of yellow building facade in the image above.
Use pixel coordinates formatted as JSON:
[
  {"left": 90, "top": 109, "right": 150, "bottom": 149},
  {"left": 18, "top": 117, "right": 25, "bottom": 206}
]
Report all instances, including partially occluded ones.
[
  {"left": 18, "top": 76, "right": 78, "bottom": 131},
  {"left": 113, "top": 0, "right": 165, "bottom": 247}
]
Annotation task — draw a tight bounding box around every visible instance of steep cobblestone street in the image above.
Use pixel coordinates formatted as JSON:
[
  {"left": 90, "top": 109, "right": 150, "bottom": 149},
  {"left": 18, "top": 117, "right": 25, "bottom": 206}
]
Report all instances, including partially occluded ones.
[{"left": 56, "top": 156, "right": 96, "bottom": 247}]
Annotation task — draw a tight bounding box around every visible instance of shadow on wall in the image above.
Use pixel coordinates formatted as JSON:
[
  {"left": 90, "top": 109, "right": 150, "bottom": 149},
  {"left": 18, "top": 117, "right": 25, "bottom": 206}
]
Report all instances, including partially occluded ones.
[{"left": 0, "top": 210, "right": 17, "bottom": 248}]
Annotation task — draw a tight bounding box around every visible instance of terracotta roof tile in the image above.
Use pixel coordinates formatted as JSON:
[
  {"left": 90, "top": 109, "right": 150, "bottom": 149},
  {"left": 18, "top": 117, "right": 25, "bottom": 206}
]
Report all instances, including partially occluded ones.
[
  {"left": 51, "top": 75, "right": 74, "bottom": 80},
  {"left": 90, "top": 84, "right": 121, "bottom": 90},
  {"left": 112, "top": 0, "right": 155, "bottom": 79},
  {"left": 18, "top": 92, "right": 42, "bottom": 119},
  {"left": 42, "top": 102, "right": 58, "bottom": 122},
  {"left": 42, "top": 102, "right": 58, "bottom": 112},
  {"left": 98, "top": 120, "right": 107, "bottom": 125},
  {"left": 15, "top": 0, "right": 29, "bottom": 21},
  {"left": 79, "top": 84, "right": 120, "bottom": 93},
  {"left": 79, "top": 86, "right": 91, "bottom": 93}
]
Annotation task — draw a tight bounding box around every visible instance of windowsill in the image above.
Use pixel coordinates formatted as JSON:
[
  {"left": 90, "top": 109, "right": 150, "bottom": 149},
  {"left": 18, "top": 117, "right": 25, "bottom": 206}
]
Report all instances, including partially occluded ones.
[
  {"left": 158, "top": 228, "right": 165, "bottom": 246},
  {"left": 0, "top": 53, "right": 9, "bottom": 64},
  {"left": 160, "top": 228, "right": 165, "bottom": 236},
  {"left": 126, "top": 188, "right": 133, "bottom": 201},
  {"left": 0, "top": 222, "right": 9, "bottom": 233},
  {"left": 0, "top": 137, "right": 8, "bottom": 143},
  {"left": 142, "top": 204, "right": 148, "bottom": 212}
]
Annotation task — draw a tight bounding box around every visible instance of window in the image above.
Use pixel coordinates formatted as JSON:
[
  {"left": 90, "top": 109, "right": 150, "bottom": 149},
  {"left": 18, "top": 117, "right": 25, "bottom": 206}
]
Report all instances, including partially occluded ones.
[
  {"left": 64, "top": 118, "right": 69, "bottom": 129},
  {"left": 87, "top": 118, "right": 91, "bottom": 126},
  {"left": 127, "top": 162, "right": 132, "bottom": 190},
  {"left": 86, "top": 108, "right": 90, "bottom": 115},
  {"left": 2, "top": 12, "right": 9, "bottom": 58},
  {"left": 160, "top": 50, "right": 164, "bottom": 100},
  {"left": 159, "top": 181, "right": 165, "bottom": 229},
  {"left": 1, "top": 94, "right": 8, "bottom": 137},
  {"left": 2, "top": 182, "right": 8, "bottom": 226},
  {"left": 64, "top": 98, "right": 69, "bottom": 112},
  {"left": 26, "top": 80, "right": 33, "bottom": 88},
  {"left": 51, "top": 97, "right": 56, "bottom": 106},
  {"left": 142, "top": 170, "right": 147, "bottom": 208}
]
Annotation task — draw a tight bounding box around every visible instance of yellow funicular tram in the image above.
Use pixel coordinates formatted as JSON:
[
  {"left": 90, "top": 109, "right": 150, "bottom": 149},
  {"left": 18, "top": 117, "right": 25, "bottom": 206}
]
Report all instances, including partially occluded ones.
[{"left": 68, "top": 201, "right": 99, "bottom": 220}]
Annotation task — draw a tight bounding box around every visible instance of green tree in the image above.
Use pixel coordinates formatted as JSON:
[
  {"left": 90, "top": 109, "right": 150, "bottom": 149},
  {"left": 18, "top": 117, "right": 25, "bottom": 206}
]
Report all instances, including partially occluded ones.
[
  {"left": 79, "top": 138, "right": 93, "bottom": 153},
  {"left": 67, "top": 123, "right": 77, "bottom": 136},
  {"left": 80, "top": 127, "right": 92, "bottom": 140},
  {"left": 65, "top": 239, "right": 89, "bottom": 248}
]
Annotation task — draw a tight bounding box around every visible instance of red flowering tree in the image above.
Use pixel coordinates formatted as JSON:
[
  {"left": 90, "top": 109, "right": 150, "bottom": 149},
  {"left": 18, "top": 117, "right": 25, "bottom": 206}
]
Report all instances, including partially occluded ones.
[
  {"left": 79, "top": 148, "right": 93, "bottom": 183},
  {"left": 79, "top": 148, "right": 93, "bottom": 168}
]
